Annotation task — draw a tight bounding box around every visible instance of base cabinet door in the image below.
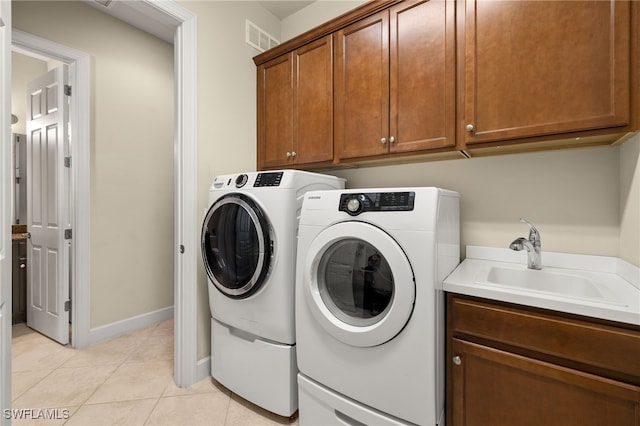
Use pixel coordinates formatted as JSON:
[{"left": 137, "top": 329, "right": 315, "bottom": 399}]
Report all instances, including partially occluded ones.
[{"left": 450, "top": 339, "right": 640, "bottom": 426}]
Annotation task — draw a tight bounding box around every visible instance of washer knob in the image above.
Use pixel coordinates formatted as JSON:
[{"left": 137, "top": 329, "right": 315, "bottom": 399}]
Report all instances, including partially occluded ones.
[
  {"left": 235, "top": 174, "right": 248, "bottom": 188},
  {"left": 346, "top": 197, "right": 362, "bottom": 215}
]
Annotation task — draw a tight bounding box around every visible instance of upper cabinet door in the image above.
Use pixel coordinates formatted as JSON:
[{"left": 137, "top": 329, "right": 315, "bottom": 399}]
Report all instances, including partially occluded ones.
[
  {"left": 389, "top": 0, "right": 455, "bottom": 153},
  {"left": 293, "top": 36, "right": 334, "bottom": 165},
  {"left": 257, "top": 54, "right": 293, "bottom": 169},
  {"left": 334, "top": 11, "right": 390, "bottom": 160},
  {"left": 460, "top": 0, "right": 631, "bottom": 146}
]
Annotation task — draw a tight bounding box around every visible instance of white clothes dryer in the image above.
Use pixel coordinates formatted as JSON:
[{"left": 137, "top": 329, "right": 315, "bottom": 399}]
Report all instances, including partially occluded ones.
[
  {"left": 295, "top": 188, "right": 459, "bottom": 425},
  {"left": 201, "top": 170, "right": 345, "bottom": 417}
]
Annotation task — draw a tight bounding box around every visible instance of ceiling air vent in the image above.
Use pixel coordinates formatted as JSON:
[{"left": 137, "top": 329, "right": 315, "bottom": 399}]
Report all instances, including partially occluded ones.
[{"left": 246, "top": 20, "right": 279, "bottom": 53}]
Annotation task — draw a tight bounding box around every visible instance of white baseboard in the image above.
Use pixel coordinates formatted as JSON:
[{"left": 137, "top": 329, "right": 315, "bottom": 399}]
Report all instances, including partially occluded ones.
[
  {"left": 196, "top": 356, "right": 211, "bottom": 383},
  {"left": 88, "top": 306, "right": 174, "bottom": 346}
]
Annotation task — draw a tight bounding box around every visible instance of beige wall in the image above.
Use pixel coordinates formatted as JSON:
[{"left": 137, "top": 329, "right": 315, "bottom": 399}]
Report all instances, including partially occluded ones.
[
  {"left": 331, "top": 146, "right": 623, "bottom": 260},
  {"left": 619, "top": 134, "right": 640, "bottom": 265},
  {"left": 12, "top": 1, "right": 175, "bottom": 328}
]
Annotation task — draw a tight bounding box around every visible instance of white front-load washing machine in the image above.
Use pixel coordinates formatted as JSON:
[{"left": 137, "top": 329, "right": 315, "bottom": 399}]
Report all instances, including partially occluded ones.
[
  {"left": 201, "top": 170, "right": 345, "bottom": 417},
  {"left": 295, "top": 188, "right": 459, "bottom": 425}
]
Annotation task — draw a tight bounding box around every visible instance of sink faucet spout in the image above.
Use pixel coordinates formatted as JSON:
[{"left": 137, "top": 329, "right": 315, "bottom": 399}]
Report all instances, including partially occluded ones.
[{"left": 509, "top": 219, "right": 542, "bottom": 270}]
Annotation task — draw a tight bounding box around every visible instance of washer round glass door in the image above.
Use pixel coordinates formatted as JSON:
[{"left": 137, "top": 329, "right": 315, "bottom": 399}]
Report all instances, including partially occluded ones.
[
  {"left": 201, "top": 194, "right": 272, "bottom": 298},
  {"left": 303, "top": 221, "right": 415, "bottom": 347}
]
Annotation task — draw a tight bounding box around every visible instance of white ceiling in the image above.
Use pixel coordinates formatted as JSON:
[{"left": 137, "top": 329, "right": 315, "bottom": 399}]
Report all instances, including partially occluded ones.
[
  {"left": 83, "top": 1, "right": 317, "bottom": 45},
  {"left": 259, "top": 1, "right": 316, "bottom": 19}
]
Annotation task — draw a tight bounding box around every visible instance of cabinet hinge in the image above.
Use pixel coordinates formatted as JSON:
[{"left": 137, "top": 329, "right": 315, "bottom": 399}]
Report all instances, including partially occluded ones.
[
  {"left": 64, "top": 157, "right": 72, "bottom": 168},
  {"left": 64, "top": 85, "right": 72, "bottom": 96},
  {"left": 64, "top": 229, "right": 72, "bottom": 240},
  {"left": 64, "top": 300, "right": 71, "bottom": 312}
]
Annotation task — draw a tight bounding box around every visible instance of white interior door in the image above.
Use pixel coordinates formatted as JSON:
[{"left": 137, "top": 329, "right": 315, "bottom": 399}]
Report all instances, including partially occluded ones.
[
  {"left": 26, "top": 66, "right": 70, "bottom": 345},
  {"left": 0, "top": 2, "right": 13, "bottom": 421}
]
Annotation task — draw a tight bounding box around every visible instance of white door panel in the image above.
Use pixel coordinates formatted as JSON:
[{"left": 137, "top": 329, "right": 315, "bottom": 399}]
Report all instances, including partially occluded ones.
[{"left": 27, "top": 66, "right": 70, "bottom": 345}]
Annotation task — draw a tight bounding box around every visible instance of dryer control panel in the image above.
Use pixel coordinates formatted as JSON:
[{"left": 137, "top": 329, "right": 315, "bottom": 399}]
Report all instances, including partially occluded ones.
[
  {"left": 339, "top": 192, "right": 415, "bottom": 216},
  {"left": 254, "top": 172, "right": 283, "bottom": 187}
]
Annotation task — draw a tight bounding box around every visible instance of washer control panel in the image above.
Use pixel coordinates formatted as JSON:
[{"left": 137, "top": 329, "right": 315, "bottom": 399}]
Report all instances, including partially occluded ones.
[
  {"left": 254, "top": 172, "right": 283, "bottom": 187},
  {"left": 339, "top": 192, "right": 415, "bottom": 216}
]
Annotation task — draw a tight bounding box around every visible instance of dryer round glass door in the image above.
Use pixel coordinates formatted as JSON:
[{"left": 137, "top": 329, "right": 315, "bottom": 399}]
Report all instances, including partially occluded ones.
[
  {"left": 303, "top": 221, "right": 415, "bottom": 347},
  {"left": 201, "top": 194, "right": 273, "bottom": 298}
]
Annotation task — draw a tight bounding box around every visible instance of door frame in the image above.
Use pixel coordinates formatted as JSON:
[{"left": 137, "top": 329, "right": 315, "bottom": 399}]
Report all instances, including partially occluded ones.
[
  {"left": 1, "top": 1, "right": 13, "bottom": 421},
  {"left": 8, "top": 1, "right": 198, "bottom": 388}
]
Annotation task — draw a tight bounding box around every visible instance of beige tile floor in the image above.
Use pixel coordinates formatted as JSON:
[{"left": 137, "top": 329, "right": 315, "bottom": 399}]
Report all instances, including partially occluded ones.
[{"left": 11, "top": 320, "right": 299, "bottom": 426}]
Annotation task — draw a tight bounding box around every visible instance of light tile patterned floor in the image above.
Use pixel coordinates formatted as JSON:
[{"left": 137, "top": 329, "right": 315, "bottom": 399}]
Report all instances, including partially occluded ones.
[{"left": 11, "top": 321, "right": 299, "bottom": 425}]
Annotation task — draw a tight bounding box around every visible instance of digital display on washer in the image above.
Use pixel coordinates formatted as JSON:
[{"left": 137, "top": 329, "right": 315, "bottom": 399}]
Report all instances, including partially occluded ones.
[
  {"left": 339, "top": 192, "right": 415, "bottom": 215},
  {"left": 254, "top": 172, "right": 283, "bottom": 187}
]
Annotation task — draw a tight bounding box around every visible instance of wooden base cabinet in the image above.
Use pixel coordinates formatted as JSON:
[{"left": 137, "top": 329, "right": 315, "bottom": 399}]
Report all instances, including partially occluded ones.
[{"left": 447, "top": 295, "right": 640, "bottom": 426}]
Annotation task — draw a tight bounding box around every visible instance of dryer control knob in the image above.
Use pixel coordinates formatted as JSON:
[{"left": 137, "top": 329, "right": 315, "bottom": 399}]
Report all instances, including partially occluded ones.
[
  {"left": 346, "top": 197, "right": 362, "bottom": 215},
  {"left": 235, "top": 174, "right": 248, "bottom": 188}
]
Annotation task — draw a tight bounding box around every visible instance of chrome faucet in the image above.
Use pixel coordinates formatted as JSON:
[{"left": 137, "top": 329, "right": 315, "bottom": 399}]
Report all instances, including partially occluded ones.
[{"left": 509, "top": 218, "right": 542, "bottom": 270}]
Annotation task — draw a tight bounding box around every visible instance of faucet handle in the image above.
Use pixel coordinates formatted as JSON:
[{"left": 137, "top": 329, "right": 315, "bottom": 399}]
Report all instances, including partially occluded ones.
[{"left": 519, "top": 218, "right": 540, "bottom": 243}]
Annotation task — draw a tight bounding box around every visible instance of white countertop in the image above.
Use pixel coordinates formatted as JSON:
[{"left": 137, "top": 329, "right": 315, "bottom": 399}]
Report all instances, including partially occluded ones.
[{"left": 443, "top": 246, "right": 640, "bottom": 326}]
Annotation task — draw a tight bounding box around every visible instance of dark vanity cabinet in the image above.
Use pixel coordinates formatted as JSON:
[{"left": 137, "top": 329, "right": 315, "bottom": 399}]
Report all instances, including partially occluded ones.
[{"left": 12, "top": 239, "right": 27, "bottom": 324}]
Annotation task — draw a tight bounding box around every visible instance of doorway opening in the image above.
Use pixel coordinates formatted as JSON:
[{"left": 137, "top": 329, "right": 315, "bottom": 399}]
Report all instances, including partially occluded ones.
[{"left": 10, "top": 33, "right": 88, "bottom": 350}]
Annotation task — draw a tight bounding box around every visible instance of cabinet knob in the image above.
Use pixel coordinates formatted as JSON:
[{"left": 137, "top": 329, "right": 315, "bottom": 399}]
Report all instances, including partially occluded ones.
[
  {"left": 20, "top": 263, "right": 26, "bottom": 269},
  {"left": 389, "top": 136, "right": 395, "bottom": 144},
  {"left": 453, "top": 355, "right": 462, "bottom": 366},
  {"left": 380, "top": 137, "right": 387, "bottom": 145},
  {"left": 465, "top": 124, "right": 474, "bottom": 132},
  {"left": 286, "top": 151, "right": 292, "bottom": 158},
  {"left": 291, "top": 151, "right": 297, "bottom": 158}
]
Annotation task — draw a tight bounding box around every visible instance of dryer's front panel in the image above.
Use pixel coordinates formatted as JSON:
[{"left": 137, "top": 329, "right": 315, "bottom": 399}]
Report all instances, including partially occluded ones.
[
  {"left": 202, "top": 193, "right": 272, "bottom": 298},
  {"left": 303, "top": 221, "right": 415, "bottom": 347}
]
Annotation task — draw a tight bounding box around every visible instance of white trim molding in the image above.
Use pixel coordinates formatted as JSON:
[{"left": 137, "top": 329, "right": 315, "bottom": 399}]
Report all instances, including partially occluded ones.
[
  {"left": 88, "top": 306, "right": 174, "bottom": 345},
  {"left": 1, "top": 1, "right": 13, "bottom": 421},
  {"left": 139, "top": 0, "right": 199, "bottom": 388}
]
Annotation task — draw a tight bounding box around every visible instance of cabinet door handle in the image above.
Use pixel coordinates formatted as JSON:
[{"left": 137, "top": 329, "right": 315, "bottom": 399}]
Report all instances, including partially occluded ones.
[
  {"left": 453, "top": 355, "right": 462, "bottom": 366},
  {"left": 389, "top": 136, "right": 395, "bottom": 144},
  {"left": 291, "top": 151, "right": 297, "bottom": 158},
  {"left": 466, "top": 124, "right": 474, "bottom": 132},
  {"left": 20, "top": 263, "right": 26, "bottom": 269},
  {"left": 286, "top": 151, "right": 292, "bottom": 158},
  {"left": 380, "top": 137, "right": 387, "bottom": 145}
]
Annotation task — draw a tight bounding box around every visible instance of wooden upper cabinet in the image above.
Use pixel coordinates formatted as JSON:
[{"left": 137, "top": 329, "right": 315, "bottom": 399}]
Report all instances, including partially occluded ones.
[
  {"left": 459, "top": 0, "right": 632, "bottom": 147},
  {"left": 293, "top": 36, "right": 334, "bottom": 166},
  {"left": 257, "top": 54, "right": 293, "bottom": 169},
  {"left": 390, "top": 0, "right": 455, "bottom": 153},
  {"left": 335, "top": 0, "right": 455, "bottom": 162},
  {"left": 334, "top": 11, "right": 390, "bottom": 160},
  {"left": 257, "top": 36, "right": 333, "bottom": 169}
]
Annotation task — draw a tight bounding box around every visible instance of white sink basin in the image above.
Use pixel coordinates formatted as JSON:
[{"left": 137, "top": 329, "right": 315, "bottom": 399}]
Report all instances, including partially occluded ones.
[
  {"left": 482, "top": 266, "right": 604, "bottom": 300},
  {"left": 473, "top": 265, "right": 629, "bottom": 305},
  {"left": 443, "top": 247, "right": 640, "bottom": 326}
]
